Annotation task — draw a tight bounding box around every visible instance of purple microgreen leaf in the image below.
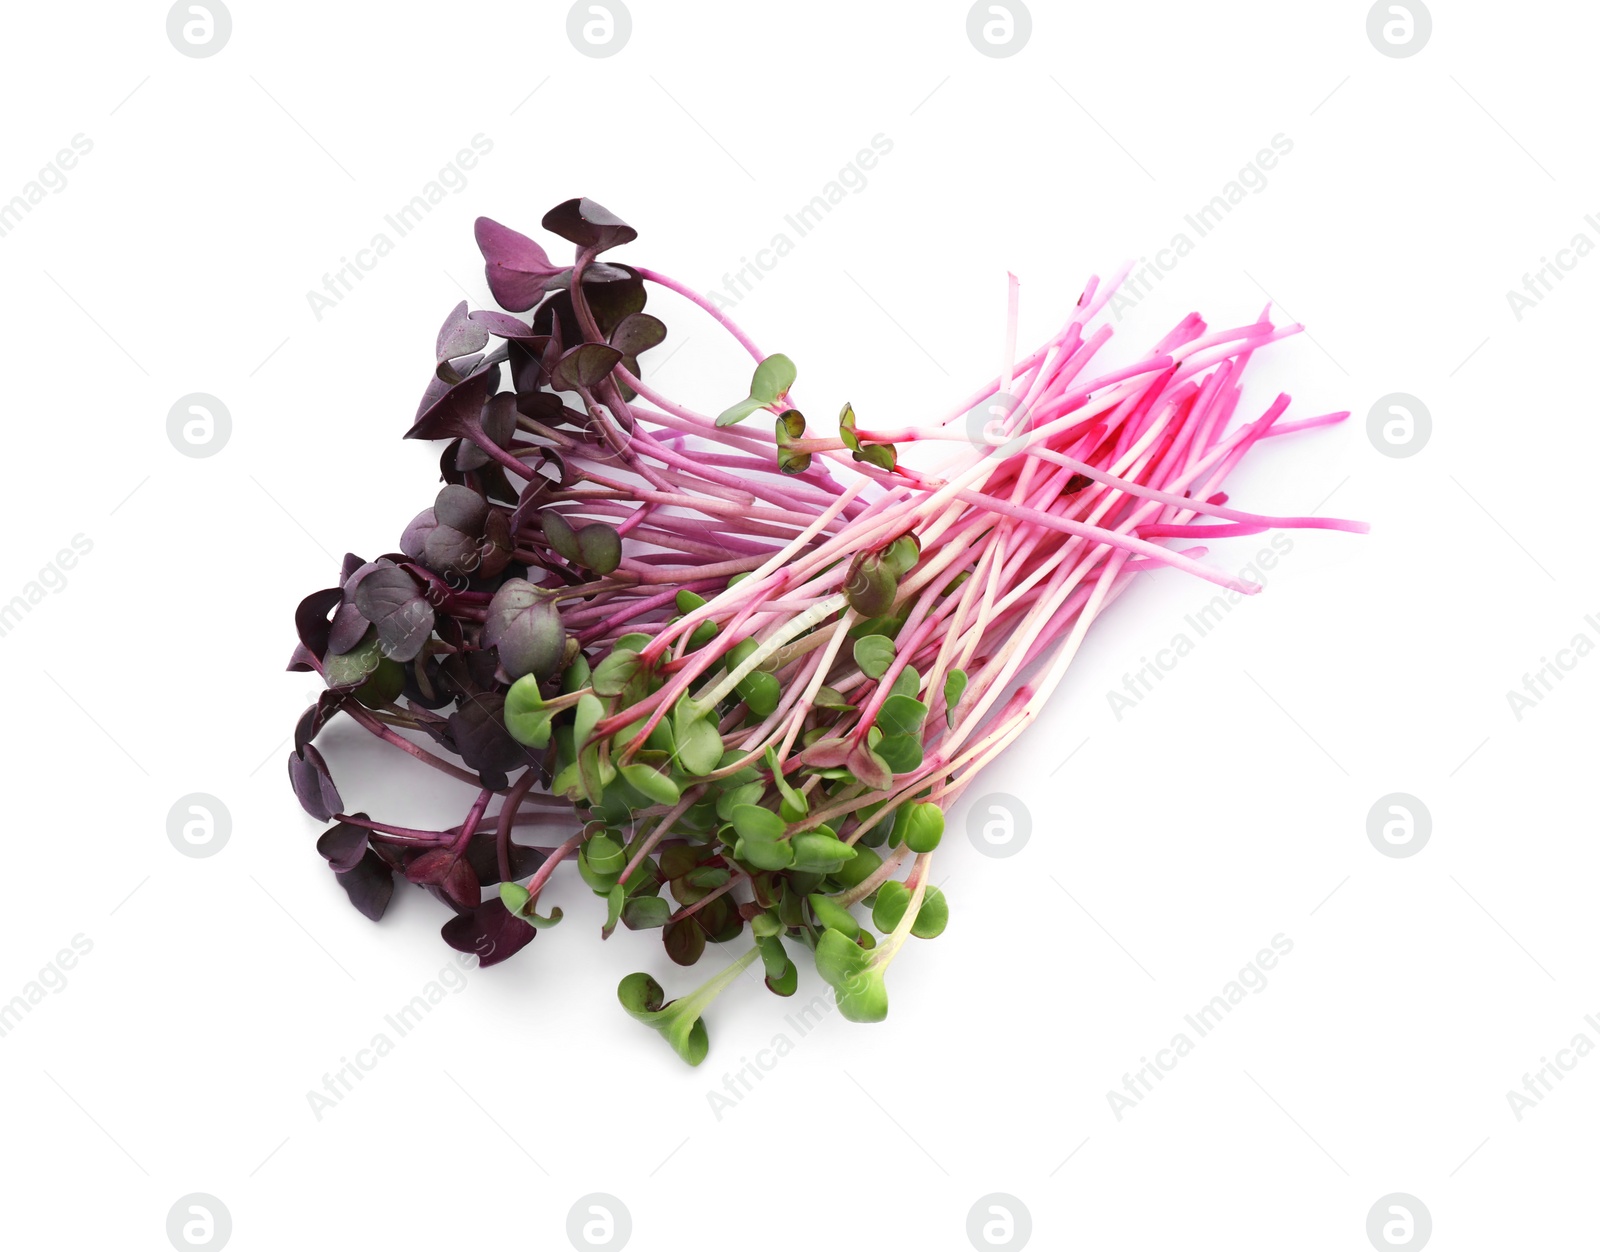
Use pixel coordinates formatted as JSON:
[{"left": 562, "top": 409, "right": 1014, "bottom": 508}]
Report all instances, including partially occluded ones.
[
  {"left": 448, "top": 694, "right": 532, "bottom": 788},
  {"left": 436, "top": 300, "right": 490, "bottom": 368},
  {"left": 326, "top": 602, "right": 370, "bottom": 655},
  {"left": 797, "top": 736, "right": 854, "bottom": 769},
  {"left": 483, "top": 578, "right": 567, "bottom": 680},
  {"left": 294, "top": 689, "right": 348, "bottom": 755},
  {"left": 467, "top": 308, "right": 535, "bottom": 340},
  {"left": 541, "top": 197, "right": 638, "bottom": 254},
  {"left": 464, "top": 833, "right": 547, "bottom": 887},
  {"left": 399, "top": 508, "right": 436, "bottom": 561},
  {"left": 289, "top": 744, "right": 343, "bottom": 821},
  {"left": 609, "top": 311, "right": 666, "bottom": 359},
  {"left": 474, "top": 216, "right": 568, "bottom": 312},
  {"left": 454, "top": 392, "right": 519, "bottom": 470},
  {"left": 294, "top": 587, "right": 344, "bottom": 658},
  {"left": 336, "top": 849, "right": 395, "bottom": 921},
  {"left": 405, "top": 848, "right": 481, "bottom": 911},
  {"left": 423, "top": 526, "right": 480, "bottom": 578},
  {"left": 434, "top": 484, "right": 488, "bottom": 533},
  {"left": 441, "top": 898, "right": 536, "bottom": 967},
  {"left": 479, "top": 510, "right": 514, "bottom": 581},
  {"left": 316, "top": 818, "right": 370, "bottom": 873},
  {"left": 351, "top": 561, "right": 435, "bottom": 662},
  {"left": 407, "top": 363, "right": 495, "bottom": 441},
  {"left": 550, "top": 342, "right": 623, "bottom": 393},
  {"left": 845, "top": 739, "right": 894, "bottom": 791}
]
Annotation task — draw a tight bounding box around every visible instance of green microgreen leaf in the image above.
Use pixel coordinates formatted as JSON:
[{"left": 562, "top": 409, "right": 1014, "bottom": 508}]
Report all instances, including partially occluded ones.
[
  {"left": 716, "top": 353, "right": 797, "bottom": 426},
  {"left": 878, "top": 694, "right": 929, "bottom": 738},
  {"left": 736, "top": 836, "right": 794, "bottom": 871},
  {"left": 731, "top": 804, "right": 785, "bottom": 842},
  {"left": 775, "top": 410, "right": 812, "bottom": 474},
  {"left": 541, "top": 508, "right": 581, "bottom": 564},
  {"left": 813, "top": 929, "right": 886, "bottom": 1023},
  {"left": 622, "top": 894, "right": 672, "bottom": 930},
  {"left": 562, "top": 652, "right": 592, "bottom": 694},
  {"left": 574, "top": 688, "right": 603, "bottom": 748},
  {"left": 323, "top": 629, "right": 385, "bottom": 690},
  {"left": 673, "top": 703, "right": 723, "bottom": 776},
  {"left": 943, "top": 668, "right": 968, "bottom": 728},
  {"left": 576, "top": 523, "right": 622, "bottom": 575},
  {"left": 838, "top": 401, "right": 860, "bottom": 452},
  {"left": 577, "top": 843, "right": 619, "bottom": 892},
  {"left": 808, "top": 893, "right": 860, "bottom": 938},
  {"left": 765, "top": 747, "right": 809, "bottom": 820},
  {"left": 714, "top": 395, "right": 763, "bottom": 428},
  {"left": 616, "top": 946, "right": 761, "bottom": 1066},
  {"left": 765, "top": 957, "right": 799, "bottom": 996},
  {"left": 499, "top": 882, "right": 564, "bottom": 928},
  {"left": 601, "top": 882, "right": 625, "bottom": 939},
  {"left": 735, "top": 669, "right": 780, "bottom": 717},
  {"left": 585, "top": 832, "right": 626, "bottom": 876},
  {"left": 875, "top": 733, "right": 923, "bottom": 774},
  {"left": 791, "top": 830, "right": 856, "bottom": 872},
  {"left": 750, "top": 354, "right": 797, "bottom": 405},
  {"left": 853, "top": 634, "right": 895, "bottom": 680},
  {"left": 871, "top": 880, "right": 948, "bottom": 939},
  {"left": 892, "top": 801, "right": 944, "bottom": 853},
  {"left": 715, "top": 781, "right": 765, "bottom": 822},
  {"left": 756, "top": 933, "right": 789, "bottom": 979},
  {"left": 592, "top": 648, "right": 642, "bottom": 696},
  {"left": 888, "top": 664, "right": 922, "bottom": 700},
  {"left": 882, "top": 534, "right": 921, "bottom": 577},
  {"left": 854, "top": 442, "right": 898, "bottom": 470},
  {"left": 751, "top": 912, "right": 783, "bottom": 940},
  {"left": 504, "top": 674, "right": 553, "bottom": 748},
  {"left": 829, "top": 845, "right": 883, "bottom": 889},
  {"left": 620, "top": 762, "right": 680, "bottom": 806}
]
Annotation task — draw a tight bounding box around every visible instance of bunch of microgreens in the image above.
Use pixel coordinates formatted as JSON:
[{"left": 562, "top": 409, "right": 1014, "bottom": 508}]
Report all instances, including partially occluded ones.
[{"left": 287, "top": 197, "right": 1364, "bottom": 1065}]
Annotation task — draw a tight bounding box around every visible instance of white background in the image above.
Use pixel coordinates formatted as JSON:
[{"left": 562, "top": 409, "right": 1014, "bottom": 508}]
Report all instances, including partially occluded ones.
[{"left": 2, "top": 1, "right": 1595, "bottom": 1248}]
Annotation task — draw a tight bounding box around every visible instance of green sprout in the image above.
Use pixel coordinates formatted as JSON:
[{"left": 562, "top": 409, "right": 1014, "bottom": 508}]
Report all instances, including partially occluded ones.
[{"left": 617, "top": 946, "right": 761, "bottom": 1065}]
